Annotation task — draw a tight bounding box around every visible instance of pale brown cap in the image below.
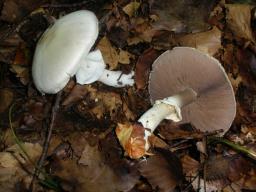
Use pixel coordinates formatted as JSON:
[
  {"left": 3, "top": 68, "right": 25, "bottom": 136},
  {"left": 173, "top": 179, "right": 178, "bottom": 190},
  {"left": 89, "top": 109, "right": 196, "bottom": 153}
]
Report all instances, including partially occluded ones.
[{"left": 149, "top": 47, "right": 236, "bottom": 134}]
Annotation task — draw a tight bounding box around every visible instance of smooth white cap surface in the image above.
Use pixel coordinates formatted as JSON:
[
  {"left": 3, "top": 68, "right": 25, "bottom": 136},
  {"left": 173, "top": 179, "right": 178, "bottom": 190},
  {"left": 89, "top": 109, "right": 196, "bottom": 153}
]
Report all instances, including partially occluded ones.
[{"left": 32, "top": 10, "right": 99, "bottom": 94}]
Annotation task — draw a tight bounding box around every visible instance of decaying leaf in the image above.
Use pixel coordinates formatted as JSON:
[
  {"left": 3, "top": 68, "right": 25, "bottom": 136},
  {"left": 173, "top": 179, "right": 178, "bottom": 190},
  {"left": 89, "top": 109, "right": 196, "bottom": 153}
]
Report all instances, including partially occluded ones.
[
  {"left": 177, "top": 26, "right": 222, "bottom": 56},
  {"left": 116, "top": 123, "right": 146, "bottom": 159},
  {"left": 0, "top": 143, "right": 42, "bottom": 191},
  {"left": 73, "top": 85, "right": 135, "bottom": 121},
  {"left": 135, "top": 48, "right": 159, "bottom": 89},
  {"left": 0, "top": 0, "right": 46, "bottom": 22},
  {"left": 54, "top": 135, "right": 139, "bottom": 192},
  {"left": 0, "top": 89, "right": 13, "bottom": 113},
  {"left": 150, "top": 0, "right": 216, "bottom": 33},
  {"left": 139, "top": 148, "right": 183, "bottom": 192},
  {"left": 225, "top": 4, "right": 255, "bottom": 43}
]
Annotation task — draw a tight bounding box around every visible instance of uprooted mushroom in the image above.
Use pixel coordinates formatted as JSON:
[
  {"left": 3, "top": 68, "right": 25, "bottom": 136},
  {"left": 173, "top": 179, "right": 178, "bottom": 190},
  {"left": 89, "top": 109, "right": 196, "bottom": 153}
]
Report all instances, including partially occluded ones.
[
  {"left": 32, "top": 10, "right": 134, "bottom": 94},
  {"left": 116, "top": 47, "right": 236, "bottom": 159}
]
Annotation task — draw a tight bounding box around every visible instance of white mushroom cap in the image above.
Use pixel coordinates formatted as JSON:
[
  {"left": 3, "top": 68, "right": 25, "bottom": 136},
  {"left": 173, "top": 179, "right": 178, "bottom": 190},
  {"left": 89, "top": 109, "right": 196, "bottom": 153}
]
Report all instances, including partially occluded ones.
[
  {"left": 149, "top": 47, "right": 236, "bottom": 134},
  {"left": 32, "top": 10, "right": 98, "bottom": 94}
]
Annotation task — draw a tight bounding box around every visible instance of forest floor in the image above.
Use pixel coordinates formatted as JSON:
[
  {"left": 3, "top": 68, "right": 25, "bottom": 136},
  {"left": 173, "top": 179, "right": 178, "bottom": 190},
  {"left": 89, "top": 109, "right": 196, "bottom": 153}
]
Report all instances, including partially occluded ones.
[{"left": 0, "top": 0, "right": 256, "bottom": 191}]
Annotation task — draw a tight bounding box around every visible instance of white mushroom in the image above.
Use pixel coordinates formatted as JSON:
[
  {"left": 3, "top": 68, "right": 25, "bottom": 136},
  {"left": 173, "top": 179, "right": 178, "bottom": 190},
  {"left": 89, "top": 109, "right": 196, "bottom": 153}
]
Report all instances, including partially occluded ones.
[
  {"left": 116, "top": 47, "right": 236, "bottom": 159},
  {"left": 32, "top": 10, "right": 134, "bottom": 94}
]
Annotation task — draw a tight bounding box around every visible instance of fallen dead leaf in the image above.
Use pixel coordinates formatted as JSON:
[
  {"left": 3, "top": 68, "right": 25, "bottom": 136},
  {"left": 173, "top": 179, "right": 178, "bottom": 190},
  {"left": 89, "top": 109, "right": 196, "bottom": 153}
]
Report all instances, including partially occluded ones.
[
  {"left": 54, "top": 135, "right": 139, "bottom": 192},
  {"left": 225, "top": 4, "right": 255, "bottom": 43},
  {"left": 135, "top": 48, "right": 159, "bottom": 89},
  {"left": 10, "top": 65, "right": 29, "bottom": 85},
  {"left": 116, "top": 123, "right": 146, "bottom": 159},
  {"left": 0, "top": 142, "right": 42, "bottom": 191},
  {"left": 150, "top": 0, "right": 216, "bottom": 33},
  {"left": 97, "top": 36, "right": 119, "bottom": 70},
  {"left": 74, "top": 85, "right": 135, "bottom": 121},
  {"left": 0, "top": 0, "right": 46, "bottom": 23},
  {"left": 97, "top": 37, "right": 133, "bottom": 69},
  {"left": 122, "top": 1, "right": 141, "bottom": 17},
  {"left": 176, "top": 26, "right": 222, "bottom": 56},
  {"left": 0, "top": 89, "right": 13, "bottom": 113},
  {"left": 139, "top": 148, "right": 183, "bottom": 192},
  {"left": 118, "top": 49, "right": 134, "bottom": 64}
]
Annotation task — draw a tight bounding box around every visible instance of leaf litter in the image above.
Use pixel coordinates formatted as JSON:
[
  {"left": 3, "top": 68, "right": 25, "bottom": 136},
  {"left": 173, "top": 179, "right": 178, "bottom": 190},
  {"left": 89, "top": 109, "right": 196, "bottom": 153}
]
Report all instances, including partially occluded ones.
[{"left": 0, "top": 0, "right": 256, "bottom": 191}]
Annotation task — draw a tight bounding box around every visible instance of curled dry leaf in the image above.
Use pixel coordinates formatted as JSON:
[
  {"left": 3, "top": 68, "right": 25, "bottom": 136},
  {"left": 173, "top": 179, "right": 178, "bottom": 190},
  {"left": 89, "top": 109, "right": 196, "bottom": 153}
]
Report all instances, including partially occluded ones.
[
  {"left": 116, "top": 123, "right": 146, "bottom": 159},
  {"left": 135, "top": 48, "right": 159, "bottom": 89},
  {"left": 139, "top": 148, "right": 183, "bottom": 192},
  {"left": 225, "top": 4, "right": 255, "bottom": 43},
  {"left": 176, "top": 26, "right": 222, "bottom": 56},
  {"left": 0, "top": 89, "right": 13, "bottom": 113}
]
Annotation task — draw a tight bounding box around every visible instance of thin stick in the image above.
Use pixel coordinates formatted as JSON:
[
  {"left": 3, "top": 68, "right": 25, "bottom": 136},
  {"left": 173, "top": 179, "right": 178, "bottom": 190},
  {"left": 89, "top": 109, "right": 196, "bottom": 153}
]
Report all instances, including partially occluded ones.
[{"left": 29, "top": 91, "right": 62, "bottom": 191}]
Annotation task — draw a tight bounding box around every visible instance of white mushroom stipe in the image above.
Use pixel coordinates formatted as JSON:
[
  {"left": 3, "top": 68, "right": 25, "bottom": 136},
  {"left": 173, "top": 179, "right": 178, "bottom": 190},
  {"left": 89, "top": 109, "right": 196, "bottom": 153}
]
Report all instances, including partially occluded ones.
[
  {"left": 98, "top": 70, "right": 135, "bottom": 87},
  {"left": 138, "top": 88, "right": 197, "bottom": 150},
  {"left": 76, "top": 50, "right": 106, "bottom": 85}
]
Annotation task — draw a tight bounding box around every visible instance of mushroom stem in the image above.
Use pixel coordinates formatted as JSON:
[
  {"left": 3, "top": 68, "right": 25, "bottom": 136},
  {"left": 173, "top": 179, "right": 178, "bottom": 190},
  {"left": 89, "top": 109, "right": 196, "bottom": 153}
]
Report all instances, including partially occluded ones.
[
  {"left": 76, "top": 49, "right": 134, "bottom": 87},
  {"left": 98, "top": 70, "right": 134, "bottom": 87},
  {"left": 138, "top": 88, "right": 197, "bottom": 149}
]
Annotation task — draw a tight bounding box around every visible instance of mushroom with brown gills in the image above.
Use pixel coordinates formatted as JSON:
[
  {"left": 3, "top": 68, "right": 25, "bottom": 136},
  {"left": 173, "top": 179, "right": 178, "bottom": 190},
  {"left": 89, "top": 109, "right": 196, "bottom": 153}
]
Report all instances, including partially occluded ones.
[{"left": 116, "top": 47, "right": 236, "bottom": 159}]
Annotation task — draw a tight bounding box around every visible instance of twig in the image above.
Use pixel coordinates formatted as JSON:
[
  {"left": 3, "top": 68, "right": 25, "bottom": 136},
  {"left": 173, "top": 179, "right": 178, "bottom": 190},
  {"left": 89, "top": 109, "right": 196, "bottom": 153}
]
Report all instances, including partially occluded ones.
[{"left": 29, "top": 91, "right": 62, "bottom": 192}]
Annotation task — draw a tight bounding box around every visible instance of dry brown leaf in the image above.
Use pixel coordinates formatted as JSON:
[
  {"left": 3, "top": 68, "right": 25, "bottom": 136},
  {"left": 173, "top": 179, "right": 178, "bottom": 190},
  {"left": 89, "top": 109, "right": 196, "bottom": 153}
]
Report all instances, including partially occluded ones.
[
  {"left": 13, "top": 44, "right": 30, "bottom": 65},
  {"left": 54, "top": 138, "right": 138, "bottom": 192},
  {"left": 176, "top": 27, "right": 222, "bottom": 56},
  {"left": 97, "top": 37, "right": 133, "bottom": 69},
  {"left": 122, "top": 1, "right": 141, "bottom": 17},
  {"left": 118, "top": 49, "right": 134, "bottom": 64},
  {"left": 139, "top": 148, "right": 183, "bottom": 192},
  {"left": 0, "top": 89, "right": 13, "bottom": 113},
  {"left": 225, "top": 4, "right": 255, "bottom": 43},
  {"left": 74, "top": 85, "right": 134, "bottom": 121},
  {"left": 150, "top": 0, "right": 216, "bottom": 33},
  {"left": 0, "top": 143, "right": 42, "bottom": 191},
  {"left": 10, "top": 65, "right": 29, "bottom": 85},
  {"left": 0, "top": 0, "right": 46, "bottom": 22},
  {"left": 97, "top": 36, "right": 119, "bottom": 70},
  {"left": 135, "top": 48, "right": 159, "bottom": 89},
  {"left": 116, "top": 123, "right": 146, "bottom": 159}
]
